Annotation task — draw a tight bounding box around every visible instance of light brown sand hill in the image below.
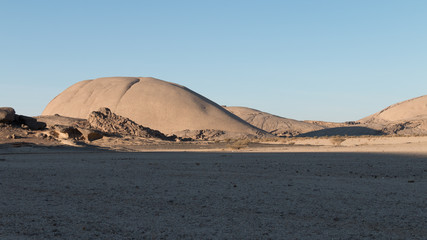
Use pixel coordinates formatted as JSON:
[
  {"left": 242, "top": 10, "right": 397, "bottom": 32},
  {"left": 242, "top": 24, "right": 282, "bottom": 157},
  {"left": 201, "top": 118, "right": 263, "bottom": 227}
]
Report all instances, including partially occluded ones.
[
  {"left": 225, "top": 106, "right": 324, "bottom": 136},
  {"left": 359, "top": 95, "right": 427, "bottom": 135},
  {"left": 42, "top": 77, "right": 265, "bottom": 135},
  {"left": 360, "top": 95, "right": 427, "bottom": 123}
]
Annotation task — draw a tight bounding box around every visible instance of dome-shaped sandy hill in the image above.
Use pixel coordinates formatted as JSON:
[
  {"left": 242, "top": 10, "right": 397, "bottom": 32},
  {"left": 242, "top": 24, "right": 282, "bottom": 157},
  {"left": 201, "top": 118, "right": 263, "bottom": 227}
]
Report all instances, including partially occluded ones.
[
  {"left": 42, "top": 77, "right": 264, "bottom": 135},
  {"left": 224, "top": 106, "right": 324, "bottom": 136},
  {"left": 360, "top": 95, "right": 427, "bottom": 123}
]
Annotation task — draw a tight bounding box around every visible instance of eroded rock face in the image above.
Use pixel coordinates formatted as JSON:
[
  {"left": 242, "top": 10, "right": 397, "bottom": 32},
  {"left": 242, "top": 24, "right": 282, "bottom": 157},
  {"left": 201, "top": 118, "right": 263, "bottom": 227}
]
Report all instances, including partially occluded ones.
[
  {"left": 88, "top": 107, "right": 175, "bottom": 140},
  {"left": 0, "top": 107, "right": 16, "bottom": 123}
]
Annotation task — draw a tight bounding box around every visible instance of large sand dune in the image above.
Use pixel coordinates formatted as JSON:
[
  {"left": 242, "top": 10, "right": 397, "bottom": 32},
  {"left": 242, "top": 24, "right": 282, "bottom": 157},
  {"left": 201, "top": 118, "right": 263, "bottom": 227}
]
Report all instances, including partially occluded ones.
[
  {"left": 225, "top": 106, "right": 324, "bottom": 136},
  {"left": 42, "top": 77, "right": 264, "bottom": 136}
]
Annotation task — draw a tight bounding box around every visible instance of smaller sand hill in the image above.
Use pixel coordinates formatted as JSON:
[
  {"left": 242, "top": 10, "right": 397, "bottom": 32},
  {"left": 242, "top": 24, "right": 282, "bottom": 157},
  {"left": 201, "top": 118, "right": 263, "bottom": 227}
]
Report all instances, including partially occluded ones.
[
  {"left": 225, "top": 106, "right": 324, "bottom": 136},
  {"left": 360, "top": 95, "right": 427, "bottom": 135},
  {"left": 360, "top": 95, "right": 427, "bottom": 123}
]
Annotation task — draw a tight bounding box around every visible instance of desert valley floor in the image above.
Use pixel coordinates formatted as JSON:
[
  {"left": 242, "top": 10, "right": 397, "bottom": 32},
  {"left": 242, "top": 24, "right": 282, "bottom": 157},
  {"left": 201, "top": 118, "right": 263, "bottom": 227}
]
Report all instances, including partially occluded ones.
[{"left": 1, "top": 141, "right": 426, "bottom": 239}]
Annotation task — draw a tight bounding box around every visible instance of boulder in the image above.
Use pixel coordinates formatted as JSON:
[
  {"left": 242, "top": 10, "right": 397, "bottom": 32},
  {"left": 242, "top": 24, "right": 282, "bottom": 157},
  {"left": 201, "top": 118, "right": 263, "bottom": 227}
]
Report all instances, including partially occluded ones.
[
  {"left": 0, "top": 107, "right": 16, "bottom": 123},
  {"left": 17, "top": 115, "right": 46, "bottom": 130},
  {"left": 77, "top": 128, "right": 103, "bottom": 142},
  {"left": 51, "top": 125, "right": 82, "bottom": 139},
  {"left": 49, "top": 125, "right": 103, "bottom": 142}
]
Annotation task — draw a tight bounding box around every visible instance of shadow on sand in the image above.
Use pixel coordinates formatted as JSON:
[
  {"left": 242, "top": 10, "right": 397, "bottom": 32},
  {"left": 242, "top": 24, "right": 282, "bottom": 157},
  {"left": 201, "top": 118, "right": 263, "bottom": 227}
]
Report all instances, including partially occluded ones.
[
  {"left": 297, "top": 126, "right": 383, "bottom": 137},
  {"left": 0, "top": 141, "right": 114, "bottom": 154}
]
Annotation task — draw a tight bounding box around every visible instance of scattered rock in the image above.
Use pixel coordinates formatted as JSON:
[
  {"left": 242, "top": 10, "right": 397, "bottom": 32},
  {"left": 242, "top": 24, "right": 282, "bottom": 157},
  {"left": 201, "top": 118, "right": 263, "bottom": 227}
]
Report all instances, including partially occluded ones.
[
  {"left": 6, "top": 134, "right": 18, "bottom": 139},
  {"left": 195, "top": 129, "right": 226, "bottom": 140},
  {"left": 36, "top": 132, "right": 48, "bottom": 139},
  {"left": 381, "top": 120, "right": 427, "bottom": 135},
  {"left": 51, "top": 125, "right": 82, "bottom": 140},
  {"left": 0, "top": 107, "right": 16, "bottom": 123},
  {"left": 382, "top": 123, "right": 406, "bottom": 134},
  {"left": 173, "top": 129, "right": 226, "bottom": 140},
  {"left": 77, "top": 128, "right": 103, "bottom": 142}
]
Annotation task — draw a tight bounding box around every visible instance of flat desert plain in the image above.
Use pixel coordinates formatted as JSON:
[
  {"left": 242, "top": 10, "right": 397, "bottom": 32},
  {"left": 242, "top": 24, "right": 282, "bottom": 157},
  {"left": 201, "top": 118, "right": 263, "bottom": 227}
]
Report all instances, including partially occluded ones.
[{"left": 1, "top": 139, "right": 426, "bottom": 239}]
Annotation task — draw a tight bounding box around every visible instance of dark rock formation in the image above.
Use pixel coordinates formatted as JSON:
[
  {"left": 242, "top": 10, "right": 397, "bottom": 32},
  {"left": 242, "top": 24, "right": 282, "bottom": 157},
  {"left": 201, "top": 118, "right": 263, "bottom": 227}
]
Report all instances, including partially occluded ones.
[{"left": 0, "top": 107, "right": 16, "bottom": 123}]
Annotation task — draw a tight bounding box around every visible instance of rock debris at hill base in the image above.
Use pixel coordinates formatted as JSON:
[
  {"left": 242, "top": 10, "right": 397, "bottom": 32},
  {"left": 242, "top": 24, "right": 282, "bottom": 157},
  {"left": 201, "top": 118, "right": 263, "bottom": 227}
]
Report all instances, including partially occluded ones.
[{"left": 88, "top": 107, "right": 176, "bottom": 141}]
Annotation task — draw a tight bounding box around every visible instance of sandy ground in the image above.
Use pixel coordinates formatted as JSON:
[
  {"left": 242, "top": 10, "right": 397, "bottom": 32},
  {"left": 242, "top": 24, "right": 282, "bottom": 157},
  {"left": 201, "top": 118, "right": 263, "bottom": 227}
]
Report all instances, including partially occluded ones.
[{"left": 0, "top": 142, "right": 426, "bottom": 239}]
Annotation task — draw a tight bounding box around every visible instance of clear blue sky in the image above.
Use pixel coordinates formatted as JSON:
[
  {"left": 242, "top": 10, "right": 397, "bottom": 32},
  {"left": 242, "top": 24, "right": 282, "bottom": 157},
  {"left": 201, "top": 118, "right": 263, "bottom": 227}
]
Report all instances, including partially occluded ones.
[{"left": 1, "top": 0, "right": 426, "bottom": 122}]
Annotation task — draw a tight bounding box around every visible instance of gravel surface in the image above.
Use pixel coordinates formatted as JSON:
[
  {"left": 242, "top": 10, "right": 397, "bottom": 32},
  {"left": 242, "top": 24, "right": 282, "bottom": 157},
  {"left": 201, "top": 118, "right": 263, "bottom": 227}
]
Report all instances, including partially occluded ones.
[{"left": 1, "top": 150, "right": 426, "bottom": 239}]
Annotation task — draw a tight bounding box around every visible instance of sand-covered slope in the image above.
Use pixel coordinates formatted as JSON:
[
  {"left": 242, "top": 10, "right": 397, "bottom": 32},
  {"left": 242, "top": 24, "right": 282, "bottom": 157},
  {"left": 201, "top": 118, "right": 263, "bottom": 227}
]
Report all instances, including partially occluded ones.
[
  {"left": 42, "top": 77, "right": 264, "bottom": 136},
  {"left": 359, "top": 95, "right": 427, "bottom": 135},
  {"left": 225, "top": 106, "right": 324, "bottom": 136},
  {"left": 360, "top": 95, "right": 427, "bottom": 123}
]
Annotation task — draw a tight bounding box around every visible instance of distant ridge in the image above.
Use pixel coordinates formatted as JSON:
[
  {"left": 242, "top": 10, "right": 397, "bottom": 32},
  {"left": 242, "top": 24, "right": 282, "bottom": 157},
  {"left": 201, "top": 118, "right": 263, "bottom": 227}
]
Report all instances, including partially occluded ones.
[{"left": 225, "top": 106, "right": 324, "bottom": 136}]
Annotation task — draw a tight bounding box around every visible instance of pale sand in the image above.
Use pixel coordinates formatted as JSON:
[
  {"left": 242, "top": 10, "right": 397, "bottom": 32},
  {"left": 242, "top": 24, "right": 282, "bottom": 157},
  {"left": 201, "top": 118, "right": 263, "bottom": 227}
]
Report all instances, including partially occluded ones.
[
  {"left": 0, "top": 140, "right": 426, "bottom": 239},
  {"left": 360, "top": 95, "right": 427, "bottom": 123}
]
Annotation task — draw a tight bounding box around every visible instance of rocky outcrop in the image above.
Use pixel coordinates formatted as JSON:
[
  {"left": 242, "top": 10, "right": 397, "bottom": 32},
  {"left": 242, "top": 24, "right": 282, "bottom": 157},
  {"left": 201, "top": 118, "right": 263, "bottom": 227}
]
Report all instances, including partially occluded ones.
[
  {"left": 0, "top": 107, "right": 46, "bottom": 130},
  {"left": 88, "top": 108, "right": 176, "bottom": 141}
]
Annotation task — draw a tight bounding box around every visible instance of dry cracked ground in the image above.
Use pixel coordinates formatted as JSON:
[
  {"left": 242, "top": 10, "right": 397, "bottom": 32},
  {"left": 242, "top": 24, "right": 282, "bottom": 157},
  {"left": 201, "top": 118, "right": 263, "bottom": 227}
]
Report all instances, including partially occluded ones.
[{"left": 0, "top": 147, "right": 426, "bottom": 239}]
